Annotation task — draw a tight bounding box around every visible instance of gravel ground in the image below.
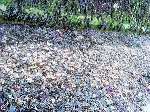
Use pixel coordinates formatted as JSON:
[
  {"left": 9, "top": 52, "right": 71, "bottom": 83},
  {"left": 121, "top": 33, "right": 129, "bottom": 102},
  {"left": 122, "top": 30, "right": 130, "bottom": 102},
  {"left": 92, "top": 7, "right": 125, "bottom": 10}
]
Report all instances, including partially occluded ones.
[{"left": 0, "top": 24, "right": 150, "bottom": 112}]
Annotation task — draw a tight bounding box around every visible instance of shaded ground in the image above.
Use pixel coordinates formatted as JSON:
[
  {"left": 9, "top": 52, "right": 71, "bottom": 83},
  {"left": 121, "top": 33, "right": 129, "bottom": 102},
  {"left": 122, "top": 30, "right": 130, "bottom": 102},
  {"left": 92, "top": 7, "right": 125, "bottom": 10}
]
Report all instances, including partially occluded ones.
[{"left": 0, "top": 24, "right": 150, "bottom": 112}]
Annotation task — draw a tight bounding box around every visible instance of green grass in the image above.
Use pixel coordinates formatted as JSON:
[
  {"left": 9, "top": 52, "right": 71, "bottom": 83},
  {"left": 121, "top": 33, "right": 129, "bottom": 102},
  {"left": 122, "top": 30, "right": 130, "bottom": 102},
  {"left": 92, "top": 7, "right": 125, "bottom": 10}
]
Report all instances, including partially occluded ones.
[
  {"left": 0, "top": 4, "right": 7, "bottom": 12},
  {"left": 0, "top": 0, "right": 12, "bottom": 5},
  {"left": 0, "top": 0, "right": 149, "bottom": 34},
  {"left": 24, "top": 7, "right": 45, "bottom": 16},
  {"left": 0, "top": 0, "right": 12, "bottom": 12},
  {"left": 90, "top": 17, "right": 101, "bottom": 28}
]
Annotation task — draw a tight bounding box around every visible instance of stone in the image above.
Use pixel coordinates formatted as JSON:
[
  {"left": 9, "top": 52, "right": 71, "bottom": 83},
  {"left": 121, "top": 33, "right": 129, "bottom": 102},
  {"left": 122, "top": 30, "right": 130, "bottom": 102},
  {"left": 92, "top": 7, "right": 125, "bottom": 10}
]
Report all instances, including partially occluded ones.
[
  {"left": 26, "top": 77, "right": 33, "bottom": 83},
  {"left": 0, "top": 25, "right": 150, "bottom": 112}
]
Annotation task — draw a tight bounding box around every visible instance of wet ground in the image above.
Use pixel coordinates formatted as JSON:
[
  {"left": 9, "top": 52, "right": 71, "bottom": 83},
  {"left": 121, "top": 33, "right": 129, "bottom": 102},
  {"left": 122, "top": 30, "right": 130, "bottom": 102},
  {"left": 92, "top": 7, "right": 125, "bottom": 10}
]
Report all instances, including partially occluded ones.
[{"left": 0, "top": 24, "right": 150, "bottom": 112}]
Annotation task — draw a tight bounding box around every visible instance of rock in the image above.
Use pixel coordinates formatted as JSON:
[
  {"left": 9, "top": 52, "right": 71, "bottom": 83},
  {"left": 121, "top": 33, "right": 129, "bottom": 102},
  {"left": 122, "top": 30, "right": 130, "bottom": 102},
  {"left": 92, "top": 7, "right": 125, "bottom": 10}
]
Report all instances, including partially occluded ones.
[
  {"left": 8, "top": 105, "right": 16, "bottom": 112},
  {"left": 0, "top": 24, "right": 150, "bottom": 111}
]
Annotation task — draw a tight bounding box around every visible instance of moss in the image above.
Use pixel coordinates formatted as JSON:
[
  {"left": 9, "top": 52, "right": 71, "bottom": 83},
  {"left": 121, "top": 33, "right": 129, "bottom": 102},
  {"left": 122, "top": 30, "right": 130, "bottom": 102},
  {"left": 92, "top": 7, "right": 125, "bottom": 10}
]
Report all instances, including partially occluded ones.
[
  {"left": 0, "top": 0, "right": 149, "bottom": 34},
  {"left": 0, "top": 4, "right": 7, "bottom": 12},
  {"left": 0, "top": 0, "right": 12, "bottom": 5},
  {"left": 122, "top": 23, "right": 131, "bottom": 30},
  {"left": 24, "top": 7, "right": 45, "bottom": 16},
  {"left": 90, "top": 17, "right": 100, "bottom": 28}
]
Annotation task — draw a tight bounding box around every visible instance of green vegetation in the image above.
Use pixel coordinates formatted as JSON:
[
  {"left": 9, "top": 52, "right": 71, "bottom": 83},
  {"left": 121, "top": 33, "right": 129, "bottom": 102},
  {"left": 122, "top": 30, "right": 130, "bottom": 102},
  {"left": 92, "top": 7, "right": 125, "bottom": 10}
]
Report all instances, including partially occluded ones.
[
  {"left": 0, "top": 0, "right": 12, "bottom": 5},
  {"left": 24, "top": 7, "right": 45, "bottom": 16},
  {"left": 0, "top": 0, "right": 149, "bottom": 34}
]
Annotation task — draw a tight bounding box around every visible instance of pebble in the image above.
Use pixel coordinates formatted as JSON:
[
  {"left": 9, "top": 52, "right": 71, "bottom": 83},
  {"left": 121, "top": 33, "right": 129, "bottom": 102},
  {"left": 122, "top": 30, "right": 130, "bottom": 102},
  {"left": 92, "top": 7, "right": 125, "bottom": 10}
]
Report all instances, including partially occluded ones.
[{"left": 0, "top": 24, "right": 149, "bottom": 111}]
